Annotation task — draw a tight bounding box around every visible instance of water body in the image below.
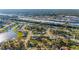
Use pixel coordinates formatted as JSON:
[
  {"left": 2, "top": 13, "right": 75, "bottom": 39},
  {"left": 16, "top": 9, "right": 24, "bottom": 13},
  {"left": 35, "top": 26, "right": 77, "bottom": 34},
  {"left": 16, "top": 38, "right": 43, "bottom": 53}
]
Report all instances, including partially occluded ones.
[
  {"left": 0, "top": 30, "right": 17, "bottom": 43},
  {"left": 0, "top": 9, "right": 79, "bottom": 16},
  {"left": 68, "top": 22, "right": 79, "bottom": 26}
]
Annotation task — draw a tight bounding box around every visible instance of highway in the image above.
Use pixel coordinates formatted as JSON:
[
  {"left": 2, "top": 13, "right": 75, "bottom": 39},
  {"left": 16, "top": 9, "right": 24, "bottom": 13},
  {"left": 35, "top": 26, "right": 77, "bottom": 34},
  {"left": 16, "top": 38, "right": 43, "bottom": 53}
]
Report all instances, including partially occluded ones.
[{"left": 10, "top": 18, "right": 79, "bottom": 29}]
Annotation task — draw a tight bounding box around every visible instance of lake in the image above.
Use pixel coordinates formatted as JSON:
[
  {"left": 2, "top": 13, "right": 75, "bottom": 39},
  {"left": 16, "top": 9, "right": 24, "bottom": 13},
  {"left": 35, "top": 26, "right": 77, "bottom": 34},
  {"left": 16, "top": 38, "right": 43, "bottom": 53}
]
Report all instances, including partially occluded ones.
[{"left": 0, "top": 30, "right": 17, "bottom": 43}]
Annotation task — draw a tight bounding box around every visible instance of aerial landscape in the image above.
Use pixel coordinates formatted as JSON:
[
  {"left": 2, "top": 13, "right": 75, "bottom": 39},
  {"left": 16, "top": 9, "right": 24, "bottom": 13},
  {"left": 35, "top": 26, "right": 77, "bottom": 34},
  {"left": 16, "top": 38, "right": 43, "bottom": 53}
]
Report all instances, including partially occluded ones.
[{"left": 0, "top": 9, "right": 79, "bottom": 50}]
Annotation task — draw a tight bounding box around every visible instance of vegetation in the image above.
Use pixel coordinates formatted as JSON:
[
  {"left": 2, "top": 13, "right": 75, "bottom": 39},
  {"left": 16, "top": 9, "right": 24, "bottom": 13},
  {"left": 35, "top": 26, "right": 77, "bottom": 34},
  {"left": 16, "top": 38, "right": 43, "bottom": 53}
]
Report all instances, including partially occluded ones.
[{"left": 0, "top": 15, "right": 79, "bottom": 50}]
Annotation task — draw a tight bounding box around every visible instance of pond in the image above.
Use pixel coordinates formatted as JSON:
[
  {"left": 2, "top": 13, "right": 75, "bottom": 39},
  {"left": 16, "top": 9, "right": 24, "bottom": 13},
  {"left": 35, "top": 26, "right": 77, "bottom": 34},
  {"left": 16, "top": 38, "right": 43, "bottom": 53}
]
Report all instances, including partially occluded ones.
[{"left": 0, "top": 30, "right": 17, "bottom": 43}]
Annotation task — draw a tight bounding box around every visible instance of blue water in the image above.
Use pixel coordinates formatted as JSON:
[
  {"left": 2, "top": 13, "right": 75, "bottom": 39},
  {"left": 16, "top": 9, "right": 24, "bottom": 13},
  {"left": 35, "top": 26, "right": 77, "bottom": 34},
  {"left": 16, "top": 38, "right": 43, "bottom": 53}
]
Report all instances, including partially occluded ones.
[
  {"left": 70, "top": 23, "right": 79, "bottom": 26},
  {"left": 0, "top": 30, "right": 17, "bottom": 43}
]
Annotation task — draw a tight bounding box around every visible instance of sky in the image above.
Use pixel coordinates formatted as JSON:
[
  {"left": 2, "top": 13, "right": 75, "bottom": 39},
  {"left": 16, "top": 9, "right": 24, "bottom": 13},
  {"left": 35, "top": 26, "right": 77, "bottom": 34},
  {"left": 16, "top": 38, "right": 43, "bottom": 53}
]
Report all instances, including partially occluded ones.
[{"left": 0, "top": 0, "right": 78, "bottom": 9}]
